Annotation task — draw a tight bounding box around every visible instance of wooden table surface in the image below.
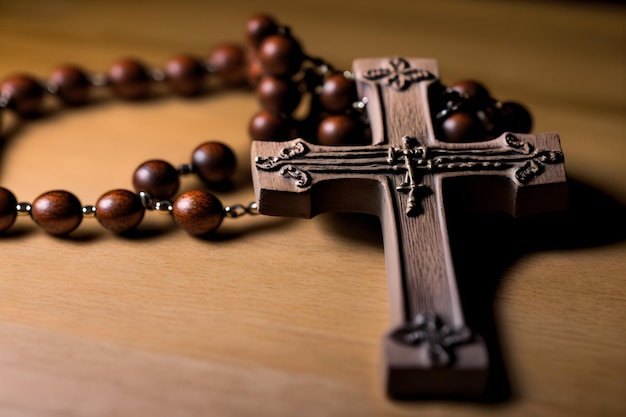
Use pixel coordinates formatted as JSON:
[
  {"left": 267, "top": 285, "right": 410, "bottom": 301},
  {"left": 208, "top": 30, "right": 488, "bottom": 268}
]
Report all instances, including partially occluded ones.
[{"left": 1, "top": 1, "right": 624, "bottom": 416}]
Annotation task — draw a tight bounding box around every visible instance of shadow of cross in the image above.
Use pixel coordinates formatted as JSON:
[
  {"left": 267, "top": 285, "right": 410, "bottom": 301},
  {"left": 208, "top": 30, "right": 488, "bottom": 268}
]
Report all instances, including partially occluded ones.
[{"left": 251, "top": 57, "right": 567, "bottom": 398}]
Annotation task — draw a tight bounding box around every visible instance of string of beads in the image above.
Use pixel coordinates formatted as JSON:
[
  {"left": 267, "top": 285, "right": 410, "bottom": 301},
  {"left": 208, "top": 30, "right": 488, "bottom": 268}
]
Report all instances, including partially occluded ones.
[{"left": 0, "top": 14, "right": 533, "bottom": 237}]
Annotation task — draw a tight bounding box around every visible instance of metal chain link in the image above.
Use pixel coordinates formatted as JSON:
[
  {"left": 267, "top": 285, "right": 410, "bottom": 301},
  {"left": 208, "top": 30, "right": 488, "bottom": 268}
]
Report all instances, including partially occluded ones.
[
  {"left": 223, "top": 201, "right": 259, "bottom": 218},
  {"left": 138, "top": 191, "right": 172, "bottom": 214},
  {"left": 15, "top": 202, "right": 32, "bottom": 215}
]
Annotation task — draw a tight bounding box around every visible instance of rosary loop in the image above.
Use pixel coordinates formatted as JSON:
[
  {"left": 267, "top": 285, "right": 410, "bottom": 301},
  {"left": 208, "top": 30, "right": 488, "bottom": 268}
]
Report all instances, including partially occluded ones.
[{"left": 0, "top": 14, "right": 533, "bottom": 239}]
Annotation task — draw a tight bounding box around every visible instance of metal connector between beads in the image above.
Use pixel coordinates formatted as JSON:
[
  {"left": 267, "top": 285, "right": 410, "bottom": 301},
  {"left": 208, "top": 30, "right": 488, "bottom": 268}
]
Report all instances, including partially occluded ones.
[
  {"left": 16, "top": 202, "right": 32, "bottom": 216},
  {"left": 82, "top": 205, "right": 97, "bottom": 217},
  {"left": 138, "top": 191, "right": 172, "bottom": 214},
  {"left": 176, "top": 163, "right": 194, "bottom": 175},
  {"left": 223, "top": 202, "right": 259, "bottom": 218},
  {"left": 154, "top": 200, "right": 173, "bottom": 214}
]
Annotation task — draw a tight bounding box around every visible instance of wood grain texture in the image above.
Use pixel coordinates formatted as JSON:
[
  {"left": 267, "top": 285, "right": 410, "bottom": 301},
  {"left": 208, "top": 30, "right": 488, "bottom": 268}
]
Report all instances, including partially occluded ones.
[{"left": 1, "top": 1, "right": 625, "bottom": 416}]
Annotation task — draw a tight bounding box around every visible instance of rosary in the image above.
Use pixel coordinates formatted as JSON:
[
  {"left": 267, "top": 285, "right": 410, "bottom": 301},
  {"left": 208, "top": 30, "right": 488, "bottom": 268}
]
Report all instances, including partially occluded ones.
[{"left": 0, "top": 14, "right": 567, "bottom": 398}]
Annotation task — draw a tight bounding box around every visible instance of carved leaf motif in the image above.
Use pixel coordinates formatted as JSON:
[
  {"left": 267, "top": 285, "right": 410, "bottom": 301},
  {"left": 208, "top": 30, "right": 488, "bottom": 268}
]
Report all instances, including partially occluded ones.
[
  {"left": 390, "top": 312, "right": 472, "bottom": 367},
  {"left": 516, "top": 160, "right": 543, "bottom": 184},
  {"left": 255, "top": 142, "right": 309, "bottom": 171},
  {"left": 537, "top": 150, "right": 564, "bottom": 164},
  {"left": 254, "top": 156, "right": 279, "bottom": 170},
  {"left": 505, "top": 133, "right": 533, "bottom": 155},
  {"left": 363, "top": 57, "right": 435, "bottom": 91},
  {"left": 363, "top": 67, "right": 391, "bottom": 82},
  {"left": 279, "top": 166, "right": 311, "bottom": 188},
  {"left": 279, "top": 141, "right": 308, "bottom": 159}
]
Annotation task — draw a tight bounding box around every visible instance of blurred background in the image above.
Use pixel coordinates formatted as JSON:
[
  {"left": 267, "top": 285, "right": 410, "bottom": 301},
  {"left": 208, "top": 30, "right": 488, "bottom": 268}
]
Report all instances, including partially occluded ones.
[
  {"left": 1, "top": 0, "right": 624, "bottom": 199},
  {"left": 0, "top": 1, "right": 624, "bottom": 416}
]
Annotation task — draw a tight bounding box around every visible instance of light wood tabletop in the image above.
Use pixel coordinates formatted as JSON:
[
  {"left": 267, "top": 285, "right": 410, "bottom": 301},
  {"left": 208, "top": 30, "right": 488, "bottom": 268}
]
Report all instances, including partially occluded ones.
[{"left": 0, "top": 1, "right": 624, "bottom": 416}]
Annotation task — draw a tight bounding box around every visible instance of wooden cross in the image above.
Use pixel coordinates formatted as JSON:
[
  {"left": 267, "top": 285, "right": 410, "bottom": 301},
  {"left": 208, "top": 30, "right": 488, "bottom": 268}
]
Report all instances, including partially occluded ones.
[{"left": 251, "top": 57, "right": 567, "bottom": 398}]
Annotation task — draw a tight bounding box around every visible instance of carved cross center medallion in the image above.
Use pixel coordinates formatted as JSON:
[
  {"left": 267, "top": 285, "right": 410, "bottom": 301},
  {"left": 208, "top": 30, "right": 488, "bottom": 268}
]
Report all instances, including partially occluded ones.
[{"left": 251, "top": 57, "right": 567, "bottom": 398}]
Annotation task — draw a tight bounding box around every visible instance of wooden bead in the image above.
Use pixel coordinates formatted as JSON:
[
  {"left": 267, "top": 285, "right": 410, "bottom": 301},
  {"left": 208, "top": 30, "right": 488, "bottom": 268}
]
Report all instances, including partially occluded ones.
[
  {"left": 246, "top": 14, "right": 278, "bottom": 48},
  {"left": 441, "top": 112, "right": 487, "bottom": 143},
  {"left": 0, "top": 74, "right": 45, "bottom": 116},
  {"left": 108, "top": 58, "right": 151, "bottom": 100},
  {"left": 317, "top": 115, "right": 363, "bottom": 146},
  {"left": 450, "top": 80, "right": 491, "bottom": 104},
  {"left": 192, "top": 142, "right": 237, "bottom": 184},
  {"left": 477, "top": 104, "right": 499, "bottom": 133},
  {"left": 246, "top": 53, "right": 264, "bottom": 88},
  {"left": 499, "top": 101, "right": 533, "bottom": 133},
  {"left": 319, "top": 73, "right": 357, "bottom": 114},
  {"left": 165, "top": 54, "right": 206, "bottom": 96},
  {"left": 95, "top": 189, "right": 144, "bottom": 234},
  {"left": 257, "top": 75, "right": 301, "bottom": 115},
  {"left": 209, "top": 44, "right": 247, "bottom": 87},
  {"left": 31, "top": 190, "right": 82, "bottom": 235},
  {"left": 258, "top": 35, "right": 303, "bottom": 77},
  {"left": 0, "top": 187, "right": 18, "bottom": 233},
  {"left": 49, "top": 65, "right": 90, "bottom": 105},
  {"left": 248, "top": 110, "right": 290, "bottom": 141},
  {"left": 172, "top": 190, "right": 224, "bottom": 236},
  {"left": 132, "top": 160, "right": 179, "bottom": 199}
]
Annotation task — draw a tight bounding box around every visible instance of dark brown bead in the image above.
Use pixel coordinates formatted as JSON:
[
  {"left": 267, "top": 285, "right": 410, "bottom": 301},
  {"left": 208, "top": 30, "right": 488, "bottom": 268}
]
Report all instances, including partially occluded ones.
[
  {"left": 0, "top": 187, "right": 18, "bottom": 233},
  {"left": 108, "top": 58, "right": 151, "bottom": 100},
  {"left": 258, "top": 35, "right": 303, "bottom": 77},
  {"left": 499, "top": 101, "right": 533, "bottom": 133},
  {"left": 31, "top": 190, "right": 82, "bottom": 235},
  {"left": 192, "top": 142, "right": 237, "bottom": 184},
  {"left": 95, "top": 189, "right": 144, "bottom": 234},
  {"left": 132, "top": 160, "right": 179, "bottom": 199},
  {"left": 477, "top": 104, "right": 499, "bottom": 133},
  {"left": 248, "top": 110, "right": 290, "bottom": 141},
  {"left": 441, "top": 112, "right": 487, "bottom": 143},
  {"left": 49, "top": 65, "right": 90, "bottom": 105},
  {"left": 450, "top": 80, "right": 491, "bottom": 104},
  {"left": 165, "top": 54, "right": 206, "bottom": 96},
  {"left": 0, "top": 74, "right": 45, "bottom": 116},
  {"left": 246, "top": 14, "right": 279, "bottom": 48},
  {"left": 172, "top": 190, "right": 224, "bottom": 236},
  {"left": 246, "top": 53, "right": 264, "bottom": 88},
  {"left": 257, "top": 75, "right": 301, "bottom": 115},
  {"left": 209, "top": 44, "right": 247, "bottom": 87},
  {"left": 317, "top": 115, "right": 363, "bottom": 146},
  {"left": 319, "top": 74, "right": 357, "bottom": 114}
]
